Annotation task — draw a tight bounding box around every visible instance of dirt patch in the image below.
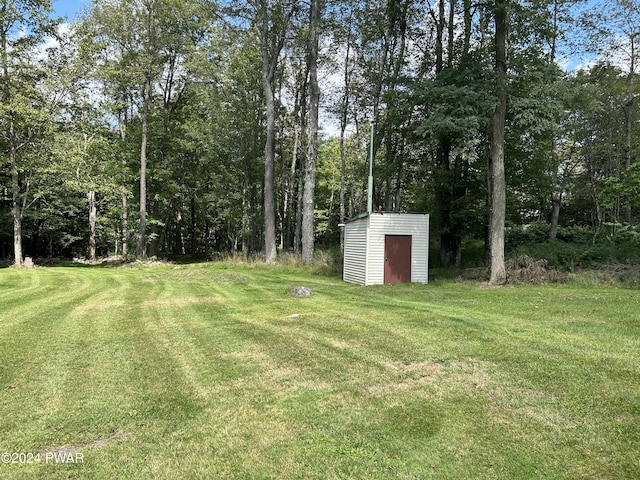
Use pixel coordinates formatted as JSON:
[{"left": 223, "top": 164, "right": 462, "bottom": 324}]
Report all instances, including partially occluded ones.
[
  {"left": 327, "top": 339, "right": 361, "bottom": 350},
  {"left": 41, "top": 432, "right": 127, "bottom": 455},
  {"left": 143, "top": 296, "right": 224, "bottom": 308},
  {"left": 71, "top": 300, "right": 126, "bottom": 316},
  {"left": 367, "top": 360, "right": 443, "bottom": 397},
  {"left": 167, "top": 270, "right": 250, "bottom": 284}
]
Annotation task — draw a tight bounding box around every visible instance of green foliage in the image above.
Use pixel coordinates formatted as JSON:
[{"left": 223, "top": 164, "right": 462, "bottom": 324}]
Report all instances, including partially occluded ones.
[
  {"left": 413, "top": 63, "right": 492, "bottom": 142},
  {"left": 602, "top": 163, "right": 640, "bottom": 210},
  {"left": 510, "top": 239, "right": 640, "bottom": 270},
  {"left": 507, "top": 221, "right": 640, "bottom": 271},
  {"left": 507, "top": 222, "right": 590, "bottom": 248},
  {"left": 0, "top": 0, "right": 638, "bottom": 268}
]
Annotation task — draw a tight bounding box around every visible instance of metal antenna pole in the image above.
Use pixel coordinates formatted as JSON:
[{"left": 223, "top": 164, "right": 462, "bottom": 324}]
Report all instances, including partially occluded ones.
[{"left": 367, "top": 123, "right": 374, "bottom": 214}]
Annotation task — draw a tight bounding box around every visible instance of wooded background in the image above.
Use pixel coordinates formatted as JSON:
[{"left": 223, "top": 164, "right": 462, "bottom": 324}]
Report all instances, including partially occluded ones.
[{"left": 1, "top": 0, "right": 638, "bottom": 280}]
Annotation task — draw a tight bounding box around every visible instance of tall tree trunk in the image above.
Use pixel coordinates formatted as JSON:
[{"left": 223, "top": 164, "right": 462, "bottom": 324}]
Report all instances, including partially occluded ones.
[
  {"left": 263, "top": 73, "right": 277, "bottom": 263},
  {"left": 191, "top": 194, "right": 197, "bottom": 255},
  {"left": 435, "top": 0, "right": 445, "bottom": 72},
  {"left": 339, "top": 14, "right": 352, "bottom": 255},
  {"left": 463, "top": 0, "right": 472, "bottom": 57},
  {"left": 137, "top": 76, "right": 150, "bottom": 259},
  {"left": 549, "top": 161, "right": 561, "bottom": 241},
  {"left": 284, "top": 123, "right": 299, "bottom": 251},
  {"left": 447, "top": 0, "right": 455, "bottom": 68},
  {"left": 87, "top": 190, "right": 97, "bottom": 261},
  {"left": 259, "top": 8, "right": 279, "bottom": 264},
  {"left": 302, "top": 0, "right": 321, "bottom": 265},
  {"left": 122, "top": 194, "right": 128, "bottom": 256},
  {"left": 137, "top": 0, "right": 159, "bottom": 259},
  {"left": 294, "top": 156, "right": 304, "bottom": 254},
  {"left": 432, "top": 0, "right": 463, "bottom": 267},
  {"left": 11, "top": 139, "right": 23, "bottom": 267},
  {"left": 2, "top": 18, "right": 22, "bottom": 267},
  {"left": 436, "top": 137, "right": 455, "bottom": 267},
  {"left": 339, "top": 132, "right": 347, "bottom": 253},
  {"left": 242, "top": 163, "right": 251, "bottom": 261},
  {"left": 489, "top": 0, "right": 508, "bottom": 285},
  {"left": 549, "top": 191, "right": 561, "bottom": 241},
  {"left": 118, "top": 111, "right": 128, "bottom": 257},
  {"left": 294, "top": 62, "right": 308, "bottom": 255},
  {"left": 624, "top": 33, "right": 635, "bottom": 224}
]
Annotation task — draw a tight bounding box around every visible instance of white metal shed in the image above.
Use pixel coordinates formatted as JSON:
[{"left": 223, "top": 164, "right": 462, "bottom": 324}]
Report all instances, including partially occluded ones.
[{"left": 343, "top": 212, "right": 429, "bottom": 286}]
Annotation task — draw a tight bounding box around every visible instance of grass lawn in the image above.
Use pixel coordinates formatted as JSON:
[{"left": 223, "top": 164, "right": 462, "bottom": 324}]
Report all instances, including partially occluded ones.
[{"left": 0, "top": 261, "right": 639, "bottom": 479}]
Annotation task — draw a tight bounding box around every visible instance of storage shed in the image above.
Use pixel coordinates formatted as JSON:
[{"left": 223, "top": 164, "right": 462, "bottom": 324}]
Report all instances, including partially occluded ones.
[{"left": 343, "top": 212, "right": 429, "bottom": 286}]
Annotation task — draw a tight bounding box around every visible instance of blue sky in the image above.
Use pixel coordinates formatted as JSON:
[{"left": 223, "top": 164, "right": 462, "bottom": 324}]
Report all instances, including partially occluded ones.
[{"left": 52, "top": 0, "right": 89, "bottom": 20}]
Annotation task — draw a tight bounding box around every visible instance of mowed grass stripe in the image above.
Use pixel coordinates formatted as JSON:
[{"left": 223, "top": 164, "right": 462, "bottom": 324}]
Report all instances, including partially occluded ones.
[
  {"left": 0, "top": 268, "right": 99, "bottom": 390},
  {"left": 1, "top": 268, "right": 147, "bottom": 448},
  {"left": 1, "top": 266, "right": 208, "bottom": 478}
]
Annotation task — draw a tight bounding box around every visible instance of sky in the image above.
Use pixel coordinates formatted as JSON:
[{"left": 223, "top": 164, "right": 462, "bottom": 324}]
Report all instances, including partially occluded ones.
[{"left": 52, "top": 0, "right": 89, "bottom": 21}]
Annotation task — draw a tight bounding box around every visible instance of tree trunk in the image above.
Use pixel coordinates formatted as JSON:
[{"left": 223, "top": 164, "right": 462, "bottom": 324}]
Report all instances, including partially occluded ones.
[
  {"left": 302, "top": 0, "right": 321, "bottom": 265},
  {"left": 489, "top": 0, "right": 508, "bottom": 285},
  {"left": 435, "top": 137, "right": 455, "bottom": 267},
  {"left": 11, "top": 119, "right": 22, "bottom": 267},
  {"left": 190, "top": 194, "right": 197, "bottom": 255},
  {"left": 242, "top": 164, "right": 251, "bottom": 261},
  {"left": 447, "top": 0, "right": 455, "bottom": 67},
  {"left": 463, "top": 0, "right": 472, "bottom": 56},
  {"left": 339, "top": 131, "right": 347, "bottom": 254},
  {"left": 118, "top": 106, "right": 129, "bottom": 257},
  {"left": 3, "top": 20, "right": 22, "bottom": 267},
  {"left": 294, "top": 156, "right": 304, "bottom": 254},
  {"left": 259, "top": 9, "right": 278, "bottom": 264},
  {"left": 339, "top": 15, "right": 352, "bottom": 255},
  {"left": 549, "top": 191, "right": 561, "bottom": 241},
  {"left": 121, "top": 193, "right": 128, "bottom": 256},
  {"left": 263, "top": 77, "right": 277, "bottom": 263},
  {"left": 87, "top": 190, "right": 97, "bottom": 260},
  {"left": 435, "top": 0, "right": 444, "bottom": 72},
  {"left": 137, "top": 0, "right": 159, "bottom": 259},
  {"left": 625, "top": 34, "right": 635, "bottom": 224},
  {"left": 137, "top": 76, "right": 150, "bottom": 259}
]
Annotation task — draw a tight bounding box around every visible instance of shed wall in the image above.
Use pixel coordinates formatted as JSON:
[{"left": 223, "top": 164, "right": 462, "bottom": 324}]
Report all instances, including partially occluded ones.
[
  {"left": 343, "top": 216, "right": 369, "bottom": 285},
  {"left": 367, "top": 213, "right": 429, "bottom": 285}
]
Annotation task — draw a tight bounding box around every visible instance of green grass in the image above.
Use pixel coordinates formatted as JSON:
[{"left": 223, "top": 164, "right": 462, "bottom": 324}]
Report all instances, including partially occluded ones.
[{"left": 0, "top": 262, "right": 639, "bottom": 479}]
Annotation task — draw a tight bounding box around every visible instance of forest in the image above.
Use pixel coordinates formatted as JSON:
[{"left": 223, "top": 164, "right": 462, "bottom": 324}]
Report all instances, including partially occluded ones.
[{"left": 1, "top": 0, "right": 639, "bottom": 281}]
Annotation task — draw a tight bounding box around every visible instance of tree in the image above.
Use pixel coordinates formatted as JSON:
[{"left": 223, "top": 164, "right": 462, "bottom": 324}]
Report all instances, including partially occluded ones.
[
  {"left": 488, "top": 0, "right": 508, "bottom": 284},
  {"left": 0, "top": 0, "right": 59, "bottom": 266},
  {"left": 82, "top": 0, "right": 209, "bottom": 259},
  {"left": 245, "top": 0, "right": 300, "bottom": 263},
  {"left": 331, "top": 5, "right": 356, "bottom": 253},
  {"left": 301, "top": 0, "right": 322, "bottom": 264},
  {"left": 583, "top": 0, "right": 640, "bottom": 223}
]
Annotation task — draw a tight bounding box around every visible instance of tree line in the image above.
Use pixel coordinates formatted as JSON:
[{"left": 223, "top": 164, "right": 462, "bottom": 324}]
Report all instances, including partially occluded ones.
[{"left": 1, "top": 0, "right": 638, "bottom": 283}]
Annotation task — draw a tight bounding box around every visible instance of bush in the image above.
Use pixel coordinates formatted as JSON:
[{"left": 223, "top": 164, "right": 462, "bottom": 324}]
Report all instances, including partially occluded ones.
[
  {"left": 506, "top": 222, "right": 550, "bottom": 248},
  {"left": 506, "top": 222, "right": 595, "bottom": 249},
  {"left": 510, "top": 241, "right": 640, "bottom": 270}
]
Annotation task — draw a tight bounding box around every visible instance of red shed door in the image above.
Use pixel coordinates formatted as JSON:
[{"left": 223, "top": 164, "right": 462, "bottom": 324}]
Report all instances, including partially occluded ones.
[{"left": 384, "top": 235, "right": 412, "bottom": 284}]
